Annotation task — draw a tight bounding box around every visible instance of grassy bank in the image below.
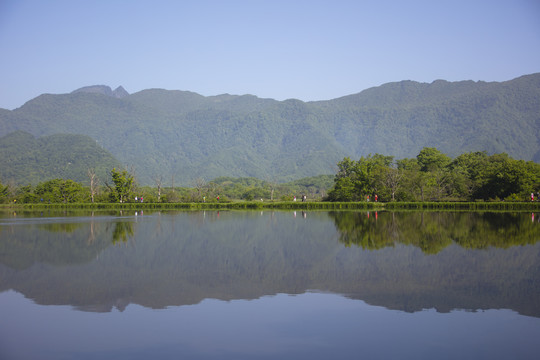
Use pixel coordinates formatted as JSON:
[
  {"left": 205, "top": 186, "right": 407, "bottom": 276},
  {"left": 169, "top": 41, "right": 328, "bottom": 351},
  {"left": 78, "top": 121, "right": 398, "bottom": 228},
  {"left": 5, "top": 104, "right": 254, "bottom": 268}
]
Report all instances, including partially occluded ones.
[
  {"left": 1, "top": 201, "right": 379, "bottom": 211},
  {"left": 2, "top": 201, "right": 540, "bottom": 211},
  {"left": 384, "top": 201, "right": 540, "bottom": 211}
]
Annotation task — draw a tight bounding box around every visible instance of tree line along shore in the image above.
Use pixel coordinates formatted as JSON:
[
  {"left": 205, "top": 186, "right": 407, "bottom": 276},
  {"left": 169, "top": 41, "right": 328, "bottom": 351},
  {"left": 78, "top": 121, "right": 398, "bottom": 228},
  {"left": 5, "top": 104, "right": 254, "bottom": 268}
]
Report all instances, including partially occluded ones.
[
  {"left": 1, "top": 147, "right": 539, "bottom": 206},
  {"left": 3, "top": 201, "right": 540, "bottom": 212}
]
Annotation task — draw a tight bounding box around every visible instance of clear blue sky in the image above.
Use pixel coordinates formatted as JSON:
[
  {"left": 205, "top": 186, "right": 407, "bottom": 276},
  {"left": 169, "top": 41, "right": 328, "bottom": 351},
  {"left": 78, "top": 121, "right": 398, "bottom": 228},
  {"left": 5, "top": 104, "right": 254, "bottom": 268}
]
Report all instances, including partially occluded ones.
[{"left": 1, "top": 0, "right": 539, "bottom": 109}]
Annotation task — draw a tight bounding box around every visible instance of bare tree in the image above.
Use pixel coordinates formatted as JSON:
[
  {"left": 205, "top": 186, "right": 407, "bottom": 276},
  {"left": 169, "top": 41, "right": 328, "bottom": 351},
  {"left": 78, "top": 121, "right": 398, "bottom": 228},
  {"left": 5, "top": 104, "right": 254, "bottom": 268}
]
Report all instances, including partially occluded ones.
[
  {"left": 154, "top": 174, "right": 163, "bottom": 202},
  {"left": 265, "top": 175, "right": 278, "bottom": 201},
  {"left": 194, "top": 177, "right": 206, "bottom": 200},
  {"left": 87, "top": 214, "right": 96, "bottom": 244},
  {"left": 269, "top": 181, "right": 277, "bottom": 201},
  {"left": 431, "top": 168, "right": 450, "bottom": 201},
  {"left": 383, "top": 167, "right": 403, "bottom": 202},
  {"left": 87, "top": 168, "right": 99, "bottom": 203}
]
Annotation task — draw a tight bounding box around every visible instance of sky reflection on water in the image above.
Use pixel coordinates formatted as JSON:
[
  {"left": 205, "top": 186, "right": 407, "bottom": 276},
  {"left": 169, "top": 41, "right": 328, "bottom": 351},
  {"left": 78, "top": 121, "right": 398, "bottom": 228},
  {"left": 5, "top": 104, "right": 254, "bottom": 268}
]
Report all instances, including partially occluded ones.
[{"left": 1, "top": 290, "right": 539, "bottom": 360}]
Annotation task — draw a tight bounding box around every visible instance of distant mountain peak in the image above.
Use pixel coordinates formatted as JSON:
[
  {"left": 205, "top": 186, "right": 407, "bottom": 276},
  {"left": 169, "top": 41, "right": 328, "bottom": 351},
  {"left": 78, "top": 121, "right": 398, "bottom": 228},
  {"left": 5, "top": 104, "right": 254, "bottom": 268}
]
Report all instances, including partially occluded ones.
[
  {"left": 72, "top": 85, "right": 129, "bottom": 98},
  {"left": 72, "top": 85, "right": 113, "bottom": 96},
  {"left": 112, "top": 86, "right": 129, "bottom": 98}
]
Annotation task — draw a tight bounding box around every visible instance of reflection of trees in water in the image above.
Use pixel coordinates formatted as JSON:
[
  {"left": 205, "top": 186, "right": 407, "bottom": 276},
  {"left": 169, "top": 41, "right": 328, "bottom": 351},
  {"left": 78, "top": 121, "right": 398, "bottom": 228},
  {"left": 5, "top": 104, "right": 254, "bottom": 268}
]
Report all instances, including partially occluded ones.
[
  {"left": 330, "top": 211, "right": 398, "bottom": 250},
  {"left": 38, "top": 222, "right": 84, "bottom": 233},
  {"left": 330, "top": 211, "right": 540, "bottom": 254},
  {"left": 112, "top": 221, "right": 135, "bottom": 244}
]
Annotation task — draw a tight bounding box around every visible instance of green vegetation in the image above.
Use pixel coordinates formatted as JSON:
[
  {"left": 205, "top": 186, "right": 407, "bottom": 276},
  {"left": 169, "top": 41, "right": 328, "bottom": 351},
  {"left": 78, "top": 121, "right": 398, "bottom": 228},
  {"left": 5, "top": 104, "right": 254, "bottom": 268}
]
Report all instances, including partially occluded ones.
[
  {"left": 7, "top": 201, "right": 540, "bottom": 212},
  {"left": 327, "top": 147, "right": 540, "bottom": 202},
  {"left": 34, "top": 179, "right": 86, "bottom": 203},
  {"left": 0, "top": 170, "right": 332, "bottom": 206},
  {"left": 0, "top": 131, "right": 120, "bottom": 185},
  {"left": 1, "top": 147, "right": 539, "bottom": 208},
  {"left": 109, "top": 167, "right": 135, "bottom": 203},
  {"left": 1, "top": 74, "right": 539, "bottom": 185}
]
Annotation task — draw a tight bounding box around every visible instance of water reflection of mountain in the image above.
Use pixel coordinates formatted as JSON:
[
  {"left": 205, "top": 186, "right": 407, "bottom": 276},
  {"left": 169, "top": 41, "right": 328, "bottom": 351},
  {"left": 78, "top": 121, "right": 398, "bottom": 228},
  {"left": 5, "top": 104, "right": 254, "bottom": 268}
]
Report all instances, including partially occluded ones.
[
  {"left": 0, "top": 217, "right": 116, "bottom": 270},
  {"left": 0, "top": 211, "right": 539, "bottom": 317}
]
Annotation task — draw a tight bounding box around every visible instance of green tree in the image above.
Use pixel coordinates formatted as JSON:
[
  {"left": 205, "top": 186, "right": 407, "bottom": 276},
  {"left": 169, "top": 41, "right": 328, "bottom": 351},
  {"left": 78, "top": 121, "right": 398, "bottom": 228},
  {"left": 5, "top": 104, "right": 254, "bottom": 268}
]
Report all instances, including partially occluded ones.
[
  {"left": 14, "top": 185, "right": 36, "bottom": 203},
  {"left": 327, "top": 176, "right": 358, "bottom": 201},
  {"left": 110, "top": 168, "right": 134, "bottom": 203},
  {"left": 425, "top": 168, "right": 451, "bottom": 201},
  {"left": 327, "top": 157, "right": 361, "bottom": 201},
  {"left": 477, "top": 155, "right": 540, "bottom": 200},
  {"left": 448, "top": 151, "right": 489, "bottom": 200},
  {"left": 335, "top": 157, "right": 358, "bottom": 179},
  {"left": 34, "top": 179, "right": 86, "bottom": 203},
  {"left": 0, "top": 181, "right": 9, "bottom": 203},
  {"left": 328, "top": 148, "right": 540, "bottom": 202},
  {"left": 357, "top": 154, "right": 393, "bottom": 200},
  {"left": 327, "top": 154, "right": 395, "bottom": 201},
  {"left": 416, "top": 147, "right": 451, "bottom": 172}
]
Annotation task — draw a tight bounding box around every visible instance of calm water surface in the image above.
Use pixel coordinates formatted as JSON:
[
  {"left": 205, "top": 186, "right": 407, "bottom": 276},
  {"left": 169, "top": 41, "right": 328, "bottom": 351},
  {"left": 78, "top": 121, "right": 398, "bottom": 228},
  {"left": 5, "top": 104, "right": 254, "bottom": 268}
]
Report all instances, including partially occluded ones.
[{"left": 1, "top": 210, "right": 539, "bottom": 359}]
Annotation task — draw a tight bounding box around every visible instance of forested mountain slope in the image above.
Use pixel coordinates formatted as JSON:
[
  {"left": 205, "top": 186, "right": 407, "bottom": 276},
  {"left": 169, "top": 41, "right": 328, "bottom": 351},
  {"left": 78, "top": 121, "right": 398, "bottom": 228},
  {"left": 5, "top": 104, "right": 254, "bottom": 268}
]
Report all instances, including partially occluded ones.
[
  {"left": 0, "top": 74, "right": 538, "bottom": 185},
  {"left": 0, "top": 131, "right": 120, "bottom": 185}
]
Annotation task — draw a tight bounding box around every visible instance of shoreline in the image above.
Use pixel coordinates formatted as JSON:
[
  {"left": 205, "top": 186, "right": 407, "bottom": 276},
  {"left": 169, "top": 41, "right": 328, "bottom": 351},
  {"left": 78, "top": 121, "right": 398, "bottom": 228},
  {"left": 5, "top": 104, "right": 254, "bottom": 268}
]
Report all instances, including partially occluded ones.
[{"left": 2, "top": 201, "right": 540, "bottom": 211}]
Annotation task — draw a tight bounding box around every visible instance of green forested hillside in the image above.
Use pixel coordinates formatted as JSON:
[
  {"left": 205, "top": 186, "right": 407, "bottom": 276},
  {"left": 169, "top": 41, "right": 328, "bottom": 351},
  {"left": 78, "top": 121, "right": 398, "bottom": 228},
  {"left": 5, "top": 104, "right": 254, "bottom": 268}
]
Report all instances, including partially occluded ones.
[
  {"left": 0, "top": 131, "right": 120, "bottom": 185},
  {"left": 0, "top": 74, "right": 539, "bottom": 185},
  {"left": 314, "top": 74, "right": 540, "bottom": 162}
]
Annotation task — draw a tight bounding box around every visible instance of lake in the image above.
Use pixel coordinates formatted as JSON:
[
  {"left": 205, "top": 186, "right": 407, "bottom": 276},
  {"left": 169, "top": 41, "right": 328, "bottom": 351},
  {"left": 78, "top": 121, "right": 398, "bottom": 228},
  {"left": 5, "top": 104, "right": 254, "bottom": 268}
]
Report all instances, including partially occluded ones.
[{"left": 1, "top": 210, "right": 539, "bottom": 359}]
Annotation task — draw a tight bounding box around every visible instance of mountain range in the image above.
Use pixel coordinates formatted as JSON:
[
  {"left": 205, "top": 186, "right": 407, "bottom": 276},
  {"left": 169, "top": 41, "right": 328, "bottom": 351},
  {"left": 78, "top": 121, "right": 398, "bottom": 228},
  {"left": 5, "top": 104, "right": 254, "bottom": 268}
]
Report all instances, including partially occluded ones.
[{"left": 1, "top": 73, "right": 539, "bottom": 185}]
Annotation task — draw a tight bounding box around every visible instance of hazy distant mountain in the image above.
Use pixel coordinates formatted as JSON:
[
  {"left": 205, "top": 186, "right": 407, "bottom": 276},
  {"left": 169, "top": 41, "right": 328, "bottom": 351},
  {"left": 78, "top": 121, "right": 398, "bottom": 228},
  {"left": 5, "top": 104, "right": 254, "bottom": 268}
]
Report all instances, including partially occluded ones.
[
  {"left": 0, "top": 74, "right": 539, "bottom": 185},
  {"left": 72, "top": 85, "right": 129, "bottom": 99}
]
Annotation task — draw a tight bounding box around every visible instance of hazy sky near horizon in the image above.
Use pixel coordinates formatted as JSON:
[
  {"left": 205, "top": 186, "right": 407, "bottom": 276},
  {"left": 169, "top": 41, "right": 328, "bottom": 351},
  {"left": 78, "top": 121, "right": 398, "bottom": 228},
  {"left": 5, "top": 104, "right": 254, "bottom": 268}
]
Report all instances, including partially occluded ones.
[{"left": 1, "top": 0, "right": 539, "bottom": 109}]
